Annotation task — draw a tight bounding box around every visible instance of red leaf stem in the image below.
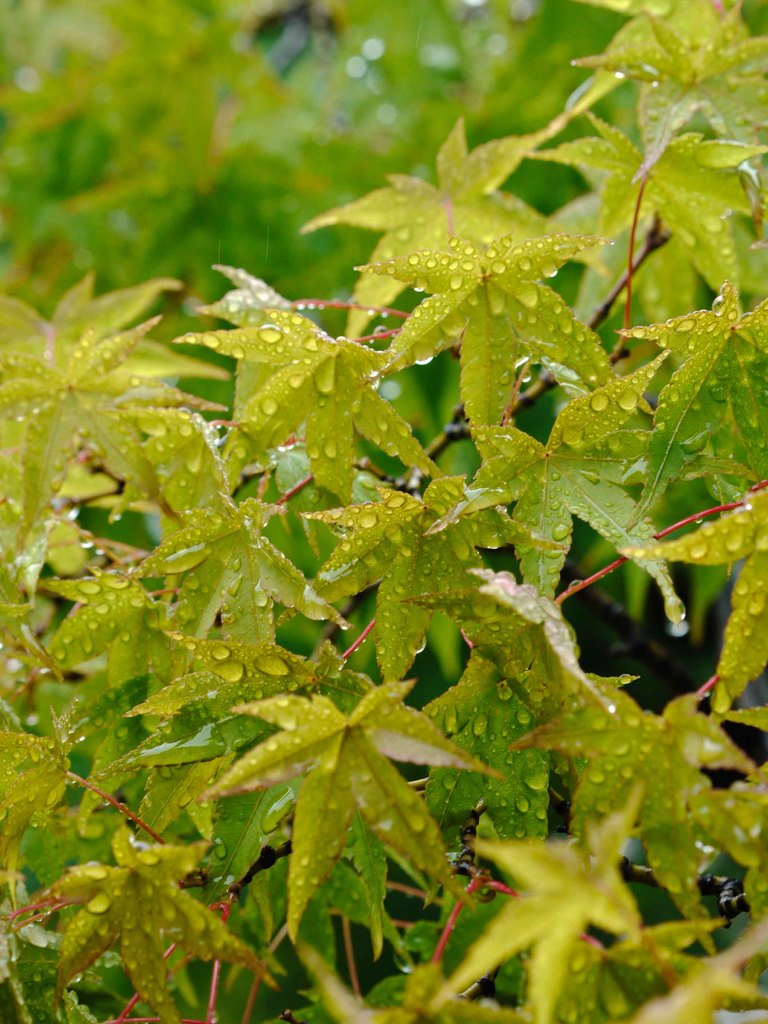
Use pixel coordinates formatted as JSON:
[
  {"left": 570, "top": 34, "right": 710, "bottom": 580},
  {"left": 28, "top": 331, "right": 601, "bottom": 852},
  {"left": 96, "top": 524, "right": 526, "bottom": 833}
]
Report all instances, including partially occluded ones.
[
  {"left": 696, "top": 673, "right": 719, "bottom": 700},
  {"left": 66, "top": 771, "right": 165, "bottom": 846},
  {"left": 275, "top": 474, "right": 314, "bottom": 505},
  {"left": 342, "top": 617, "right": 376, "bottom": 659},
  {"left": 206, "top": 902, "right": 232, "bottom": 1023},
  {"left": 556, "top": 481, "right": 768, "bottom": 607}
]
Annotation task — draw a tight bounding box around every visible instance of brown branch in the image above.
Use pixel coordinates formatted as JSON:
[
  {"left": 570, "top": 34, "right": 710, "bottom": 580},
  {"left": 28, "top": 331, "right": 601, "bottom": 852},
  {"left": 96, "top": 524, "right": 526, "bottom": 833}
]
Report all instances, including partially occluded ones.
[
  {"left": 621, "top": 858, "right": 749, "bottom": 923},
  {"left": 228, "top": 840, "right": 292, "bottom": 899}
]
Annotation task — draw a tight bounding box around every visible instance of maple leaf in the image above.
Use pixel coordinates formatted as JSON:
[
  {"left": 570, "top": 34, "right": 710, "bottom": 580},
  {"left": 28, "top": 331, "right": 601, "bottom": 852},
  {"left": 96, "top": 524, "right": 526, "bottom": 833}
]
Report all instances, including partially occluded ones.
[
  {"left": 440, "top": 356, "right": 683, "bottom": 619},
  {"left": 515, "top": 689, "right": 753, "bottom": 918},
  {"left": 575, "top": 0, "right": 768, "bottom": 169},
  {"left": 416, "top": 569, "right": 608, "bottom": 721},
  {"left": 138, "top": 497, "right": 343, "bottom": 645},
  {"left": 554, "top": 919, "right": 723, "bottom": 1024},
  {"left": 48, "top": 827, "right": 262, "bottom": 1024},
  {"left": 435, "top": 797, "right": 643, "bottom": 1024},
  {"left": 622, "top": 283, "right": 768, "bottom": 516},
  {"left": 308, "top": 476, "right": 550, "bottom": 681},
  {"left": 621, "top": 918, "right": 768, "bottom": 1023},
  {"left": 44, "top": 570, "right": 170, "bottom": 687},
  {"left": 303, "top": 950, "right": 528, "bottom": 1023},
  {"left": 199, "top": 264, "right": 293, "bottom": 327},
  {"left": 178, "top": 309, "right": 437, "bottom": 500},
  {"left": 132, "top": 407, "right": 231, "bottom": 517},
  {"left": 359, "top": 232, "right": 611, "bottom": 425},
  {"left": 0, "top": 317, "right": 219, "bottom": 534},
  {"left": 535, "top": 115, "right": 766, "bottom": 290},
  {"left": 625, "top": 488, "right": 768, "bottom": 712},
  {"left": 0, "top": 725, "right": 70, "bottom": 893},
  {"left": 425, "top": 653, "right": 551, "bottom": 841},
  {"left": 302, "top": 117, "right": 551, "bottom": 335},
  {"left": 203, "top": 682, "right": 493, "bottom": 938}
]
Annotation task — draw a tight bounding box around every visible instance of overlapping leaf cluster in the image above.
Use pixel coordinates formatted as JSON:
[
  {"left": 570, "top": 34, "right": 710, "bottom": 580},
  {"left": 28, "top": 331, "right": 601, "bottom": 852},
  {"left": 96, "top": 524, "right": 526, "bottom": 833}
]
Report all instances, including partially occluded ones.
[{"left": 2, "top": 0, "right": 768, "bottom": 1022}]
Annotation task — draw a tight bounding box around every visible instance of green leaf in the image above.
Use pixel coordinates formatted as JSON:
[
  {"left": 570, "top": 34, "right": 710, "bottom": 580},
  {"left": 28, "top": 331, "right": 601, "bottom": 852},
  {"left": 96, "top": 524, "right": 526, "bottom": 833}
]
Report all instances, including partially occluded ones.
[
  {"left": 0, "top": 317, "right": 218, "bottom": 533},
  {"left": 516, "top": 690, "right": 752, "bottom": 917},
  {"left": 425, "top": 653, "right": 550, "bottom": 840},
  {"left": 178, "top": 310, "right": 437, "bottom": 500},
  {"left": 575, "top": 1, "right": 768, "bottom": 165},
  {"left": 460, "top": 355, "right": 683, "bottom": 619},
  {"left": 361, "top": 232, "right": 611, "bottom": 424},
  {"left": 45, "top": 571, "right": 169, "bottom": 686},
  {"left": 0, "top": 731, "right": 70, "bottom": 894},
  {"left": 138, "top": 498, "right": 343, "bottom": 644},
  {"left": 415, "top": 569, "right": 608, "bottom": 720},
  {"left": 309, "top": 478, "right": 547, "bottom": 681},
  {"left": 49, "top": 827, "right": 262, "bottom": 1024},
  {"left": 204, "top": 683, "right": 491, "bottom": 937},
  {"left": 624, "top": 284, "right": 768, "bottom": 513},
  {"left": 625, "top": 488, "right": 768, "bottom": 710},
  {"left": 536, "top": 116, "right": 765, "bottom": 290},
  {"left": 303, "top": 117, "right": 551, "bottom": 336}
]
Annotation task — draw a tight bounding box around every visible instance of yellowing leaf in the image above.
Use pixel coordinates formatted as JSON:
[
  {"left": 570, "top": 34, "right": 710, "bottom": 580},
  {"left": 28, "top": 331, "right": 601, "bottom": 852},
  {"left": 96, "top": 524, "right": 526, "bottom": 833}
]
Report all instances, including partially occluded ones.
[
  {"left": 204, "top": 683, "right": 492, "bottom": 937},
  {"left": 303, "top": 117, "right": 551, "bottom": 336},
  {"left": 516, "top": 690, "right": 752, "bottom": 917},
  {"left": 49, "top": 827, "right": 262, "bottom": 1024},
  {"left": 436, "top": 797, "right": 642, "bottom": 1024}
]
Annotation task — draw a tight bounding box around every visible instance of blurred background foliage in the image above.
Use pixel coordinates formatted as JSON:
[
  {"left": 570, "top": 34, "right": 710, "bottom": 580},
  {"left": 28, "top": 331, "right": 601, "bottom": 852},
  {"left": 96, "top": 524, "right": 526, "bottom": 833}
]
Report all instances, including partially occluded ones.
[
  {"left": 2, "top": 0, "right": 768, "bottom": 709},
  {"left": 0, "top": 0, "right": 633, "bottom": 307}
]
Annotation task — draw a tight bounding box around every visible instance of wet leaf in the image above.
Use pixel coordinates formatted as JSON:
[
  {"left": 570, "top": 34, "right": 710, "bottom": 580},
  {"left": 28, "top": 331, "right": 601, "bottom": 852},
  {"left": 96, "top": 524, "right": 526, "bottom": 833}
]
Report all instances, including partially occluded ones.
[
  {"left": 360, "top": 233, "right": 611, "bottom": 424},
  {"left": 48, "top": 827, "right": 262, "bottom": 1024},
  {"left": 204, "top": 683, "right": 492, "bottom": 937},
  {"left": 625, "top": 488, "right": 768, "bottom": 710}
]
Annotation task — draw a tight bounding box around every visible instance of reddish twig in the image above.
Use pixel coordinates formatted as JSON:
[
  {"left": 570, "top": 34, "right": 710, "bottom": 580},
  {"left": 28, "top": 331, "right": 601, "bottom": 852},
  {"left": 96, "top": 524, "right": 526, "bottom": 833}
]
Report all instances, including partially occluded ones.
[
  {"left": 350, "top": 327, "right": 402, "bottom": 343},
  {"left": 696, "top": 673, "right": 719, "bottom": 700},
  {"left": 66, "top": 772, "right": 165, "bottom": 846},
  {"left": 342, "top": 617, "right": 376, "bottom": 659},
  {"left": 341, "top": 914, "right": 361, "bottom": 997},
  {"left": 206, "top": 902, "right": 231, "bottom": 1023},
  {"left": 292, "top": 299, "right": 408, "bottom": 319},
  {"left": 432, "top": 878, "right": 483, "bottom": 963},
  {"left": 432, "top": 875, "right": 602, "bottom": 966},
  {"left": 624, "top": 176, "right": 649, "bottom": 332},
  {"left": 556, "top": 482, "right": 768, "bottom": 607},
  {"left": 275, "top": 474, "right": 314, "bottom": 505}
]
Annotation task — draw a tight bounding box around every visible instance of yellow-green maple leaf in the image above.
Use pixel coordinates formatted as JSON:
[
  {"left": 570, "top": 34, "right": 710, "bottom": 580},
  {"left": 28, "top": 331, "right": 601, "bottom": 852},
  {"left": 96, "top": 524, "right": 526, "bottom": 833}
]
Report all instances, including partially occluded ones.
[
  {"left": 624, "top": 283, "right": 768, "bottom": 516},
  {"left": 204, "top": 682, "right": 492, "bottom": 938},
  {"left": 302, "top": 117, "right": 551, "bottom": 336},
  {"left": 178, "top": 309, "right": 436, "bottom": 500},
  {"left": 48, "top": 827, "right": 262, "bottom": 1024},
  {"left": 360, "top": 233, "right": 611, "bottom": 425},
  {"left": 435, "top": 798, "right": 643, "bottom": 1024}
]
